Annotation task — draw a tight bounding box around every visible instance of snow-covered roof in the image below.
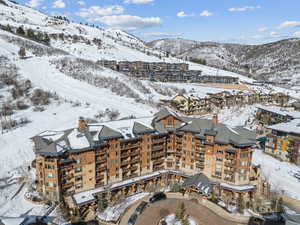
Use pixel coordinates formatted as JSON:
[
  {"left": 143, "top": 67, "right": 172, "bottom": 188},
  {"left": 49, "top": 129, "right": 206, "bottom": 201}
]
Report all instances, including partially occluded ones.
[
  {"left": 257, "top": 106, "right": 300, "bottom": 118},
  {"left": 68, "top": 129, "right": 91, "bottom": 149},
  {"left": 268, "top": 119, "right": 300, "bottom": 134},
  {"left": 220, "top": 183, "right": 256, "bottom": 192},
  {"left": 73, "top": 170, "right": 187, "bottom": 205},
  {"left": 89, "top": 117, "right": 154, "bottom": 140},
  {"left": 38, "top": 130, "right": 65, "bottom": 142}
]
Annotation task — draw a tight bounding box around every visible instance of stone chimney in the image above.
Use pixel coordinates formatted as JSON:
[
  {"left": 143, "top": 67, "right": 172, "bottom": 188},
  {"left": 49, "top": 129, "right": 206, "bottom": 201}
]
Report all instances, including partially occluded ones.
[
  {"left": 78, "top": 116, "right": 87, "bottom": 132},
  {"left": 212, "top": 114, "right": 218, "bottom": 126}
]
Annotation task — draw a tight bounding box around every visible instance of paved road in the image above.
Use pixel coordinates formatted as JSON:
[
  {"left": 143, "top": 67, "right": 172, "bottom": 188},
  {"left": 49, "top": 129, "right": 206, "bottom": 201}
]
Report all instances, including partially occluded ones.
[{"left": 134, "top": 198, "right": 242, "bottom": 225}]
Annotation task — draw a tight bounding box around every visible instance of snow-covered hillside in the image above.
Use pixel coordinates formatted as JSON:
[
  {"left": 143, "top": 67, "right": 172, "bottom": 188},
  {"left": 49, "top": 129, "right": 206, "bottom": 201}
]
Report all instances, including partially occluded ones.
[
  {"left": 0, "top": 0, "right": 299, "bottom": 221},
  {"left": 147, "top": 38, "right": 300, "bottom": 85}
]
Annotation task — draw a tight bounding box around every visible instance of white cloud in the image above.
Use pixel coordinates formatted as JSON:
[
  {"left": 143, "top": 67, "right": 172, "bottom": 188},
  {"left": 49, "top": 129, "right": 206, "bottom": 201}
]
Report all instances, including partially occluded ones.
[
  {"left": 141, "top": 32, "right": 183, "bottom": 38},
  {"left": 177, "top": 11, "right": 194, "bottom": 18},
  {"left": 278, "top": 21, "right": 300, "bottom": 29},
  {"left": 294, "top": 31, "right": 300, "bottom": 37},
  {"left": 257, "top": 27, "right": 268, "bottom": 32},
  {"left": 77, "top": 1, "right": 85, "bottom": 6},
  {"left": 94, "top": 15, "right": 162, "bottom": 31},
  {"left": 228, "top": 5, "right": 261, "bottom": 12},
  {"left": 200, "top": 10, "right": 213, "bottom": 17},
  {"left": 26, "top": 0, "right": 42, "bottom": 8},
  {"left": 123, "top": 0, "right": 154, "bottom": 4},
  {"left": 53, "top": 0, "right": 66, "bottom": 8},
  {"left": 76, "top": 5, "right": 124, "bottom": 18}
]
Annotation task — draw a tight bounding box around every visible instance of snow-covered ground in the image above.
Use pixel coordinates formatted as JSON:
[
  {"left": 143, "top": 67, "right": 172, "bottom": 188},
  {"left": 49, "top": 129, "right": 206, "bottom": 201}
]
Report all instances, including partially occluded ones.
[
  {"left": 165, "top": 214, "right": 197, "bottom": 225},
  {"left": 0, "top": 0, "right": 300, "bottom": 221},
  {"left": 97, "top": 192, "right": 149, "bottom": 222},
  {"left": 253, "top": 150, "right": 300, "bottom": 200}
]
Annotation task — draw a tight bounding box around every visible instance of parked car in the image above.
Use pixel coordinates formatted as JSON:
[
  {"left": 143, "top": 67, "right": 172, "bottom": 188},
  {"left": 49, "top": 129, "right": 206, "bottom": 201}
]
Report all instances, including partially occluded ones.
[
  {"left": 149, "top": 192, "right": 166, "bottom": 203},
  {"left": 128, "top": 213, "right": 138, "bottom": 225},
  {"left": 135, "top": 201, "right": 148, "bottom": 215}
]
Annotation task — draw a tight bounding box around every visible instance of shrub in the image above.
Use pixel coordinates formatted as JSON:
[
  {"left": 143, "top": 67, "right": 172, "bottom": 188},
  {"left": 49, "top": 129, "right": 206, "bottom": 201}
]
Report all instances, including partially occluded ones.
[{"left": 30, "top": 89, "right": 51, "bottom": 105}]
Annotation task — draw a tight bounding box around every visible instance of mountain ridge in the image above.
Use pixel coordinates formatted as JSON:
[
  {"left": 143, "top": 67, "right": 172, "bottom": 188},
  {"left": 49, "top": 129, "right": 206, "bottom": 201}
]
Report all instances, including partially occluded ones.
[{"left": 146, "top": 37, "right": 300, "bottom": 85}]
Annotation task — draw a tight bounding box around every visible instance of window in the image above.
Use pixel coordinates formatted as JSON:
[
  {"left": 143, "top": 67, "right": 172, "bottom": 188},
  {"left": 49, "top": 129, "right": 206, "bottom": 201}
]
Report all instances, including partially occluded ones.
[
  {"left": 47, "top": 173, "right": 54, "bottom": 178},
  {"left": 240, "top": 153, "right": 248, "bottom": 158},
  {"left": 75, "top": 175, "right": 82, "bottom": 181},
  {"left": 216, "top": 157, "right": 223, "bottom": 162},
  {"left": 75, "top": 183, "right": 83, "bottom": 189},
  {"left": 240, "top": 161, "right": 247, "bottom": 166},
  {"left": 215, "top": 171, "right": 222, "bottom": 177},
  {"left": 239, "top": 176, "right": 247, "bottom": 181},
  {"left": 215, "top": 164, "right": 222, "bottom": 170},
  {"left": 240, "top": 169, "right": 246, "bottom": 174},
  {"left": 167, "top": 119, "right": 172, "bottom": 125},
  {"left": 75, "top": 158, "right": 82, "bottom": 164},
  {"left": 46, "top": 182, "right": 55, "bottom": 187},
  {"left": 75, "top": 167, "right": 82, "bottom": 173}
]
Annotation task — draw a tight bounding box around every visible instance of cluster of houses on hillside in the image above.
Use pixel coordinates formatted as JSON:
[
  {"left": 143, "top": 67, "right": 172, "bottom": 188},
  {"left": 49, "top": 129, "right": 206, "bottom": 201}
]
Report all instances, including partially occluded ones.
[
  {"left": 98, "top": 60, "right": 239, "bottom": 84},
  {"left": 256, "top": 104, "right": 300, "bottom": 166},
  {"left": 161, "top": 91, "right": 289, "bottom": 115}
]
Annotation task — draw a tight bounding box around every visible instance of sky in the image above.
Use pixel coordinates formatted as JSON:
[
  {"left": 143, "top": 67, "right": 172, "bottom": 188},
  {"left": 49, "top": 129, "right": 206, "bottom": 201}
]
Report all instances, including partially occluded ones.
[{"left": 19, "top": 0, "right": 300, "bottom": 44}]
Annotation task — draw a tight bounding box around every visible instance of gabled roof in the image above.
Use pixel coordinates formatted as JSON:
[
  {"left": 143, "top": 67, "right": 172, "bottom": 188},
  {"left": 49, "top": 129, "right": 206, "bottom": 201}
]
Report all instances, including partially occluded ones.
[
  {"left": 99, "top": 126, "right": 123, "bottom": 141},
  {"left": 154, "top": 107, "right": 182, "bottom": 122},
  {"left": 182, "top": 173, "right": 215, "bottom": 195},
  {"left": 133, "top": 122, "right": 155, "bottom": 135}
]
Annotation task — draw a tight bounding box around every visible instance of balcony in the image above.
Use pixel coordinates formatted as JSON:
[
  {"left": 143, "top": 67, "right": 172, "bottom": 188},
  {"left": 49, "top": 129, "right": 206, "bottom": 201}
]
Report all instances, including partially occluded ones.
[
  {"left": 225, "top": 154, "right": 236, "bottom": 160},
  {"left": 96, "top": 166, "right": 106, "bottom": 172},
  {"left": 121, "top": 152, "right": 130, "bottom": 158},
  {"left": 224, "top": 169, "right": 235, "bottom": 175},
  {"left": 152, "top": 145, "right": 164, "bottom": 151},
  {"left": 62, "top": 181, "right": 74, "bottom": 189},
  {"left": 96, "top": 151, "right": 106, "bottom": 156},
  {"left": 153, "top": 165, "right": 164, "bottom": 171},
  {"left": 96, "top": 174, "right": 104, "bottom": 179},
  {"left": 153, "top": 158, "right": 164, "bottom": 165},
  {"left": 130, "top": 166, "right": 138, "bottom": 171},
  {"left": 122, "top": 167, "right": 130, "bottom": 173},
  {"left": 123, "top": 173, "right": 138, "bottom": 179},
  {"left": 151, "top": 152, "right": 165, "bottom": 159},
  {"left": 225, "top": 161, "right": 236, "bottom": 167},
  {"left": 121, "top": 143, "right": 140, "bottom": 150},
  {"left": 121, "top": 160, "right": 130, "bottom": 166},
  {"left": 152, "top": 138, "right": 165, "bottom": 144},
  {"left": 130, "top": 158, "right": 139, "bottom": 164},
  {"left": 96, "top": 158, "right": 106, "bottom": 164},
  {"left": 131, "top": 150, "right": 139, "bottom": 157}
]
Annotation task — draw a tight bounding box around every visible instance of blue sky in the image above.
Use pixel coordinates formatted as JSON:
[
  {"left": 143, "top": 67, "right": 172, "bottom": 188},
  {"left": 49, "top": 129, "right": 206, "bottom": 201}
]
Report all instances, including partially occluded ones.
[{"left": 21, "top": 0, "right": 300, "bottom": 44}]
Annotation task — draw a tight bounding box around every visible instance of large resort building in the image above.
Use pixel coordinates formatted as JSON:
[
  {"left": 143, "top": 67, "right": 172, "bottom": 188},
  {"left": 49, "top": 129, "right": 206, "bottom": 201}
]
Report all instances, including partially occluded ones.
[
  {"left": 98, "top": 60, "right": 239, "bottom": 84},
  {"left": 31, "top": 108, "right": 259, "bottom": 210}
]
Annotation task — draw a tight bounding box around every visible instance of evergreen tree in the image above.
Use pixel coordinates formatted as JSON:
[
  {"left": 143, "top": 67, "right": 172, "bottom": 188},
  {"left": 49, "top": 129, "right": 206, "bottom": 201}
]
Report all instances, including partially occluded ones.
[
  {"left": 43, "top": 33, "right": 50, "bottom": 45},
  {"left": 18, "top": 47, "right": 26, "bottom": 59},
  {"left": 97, "top": 197, "right": 108, "bottom": 211},
  {"left": 27, "top": 28, "right": 36, "bottom": 40},
  {"left": 175, "top": 202, "right": 186, "bottom": 221},
  {"left": 16, "top": 26, "right": 25, "bottom": 36}
]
